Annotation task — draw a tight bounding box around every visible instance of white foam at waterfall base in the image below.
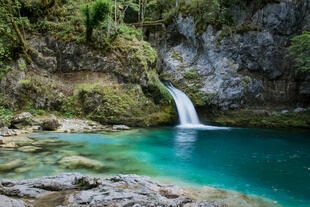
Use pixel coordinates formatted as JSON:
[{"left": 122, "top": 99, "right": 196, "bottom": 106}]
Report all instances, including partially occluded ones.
[{"left": 166, "top": 84, "right": 229, "bottom": 130}]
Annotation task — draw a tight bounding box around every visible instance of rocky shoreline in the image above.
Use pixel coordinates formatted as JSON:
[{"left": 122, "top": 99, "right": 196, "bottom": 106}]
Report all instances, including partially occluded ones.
[
  {"left": 0, "top": 173, "right": 277, "bottom": 207},
  {"left": 0, "top": 112, "right": 131, "bottom": 137}
]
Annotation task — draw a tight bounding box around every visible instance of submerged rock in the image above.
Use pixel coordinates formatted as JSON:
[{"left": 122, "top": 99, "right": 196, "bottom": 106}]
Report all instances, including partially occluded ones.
[
  {"left": 18, "top": 146, "right": 42, "bottom": 153},
  {"left": 1, "top": 142, "right": 17, "bottom": 148},
  {"left": 3, "top": 136, "right": 33, "bottom": 145},
  {"left": 58, "top": 156, "right": 104, "bottom": 170},
  {"left": 0, "top": 160, "right": 23, "bottom": 172}
]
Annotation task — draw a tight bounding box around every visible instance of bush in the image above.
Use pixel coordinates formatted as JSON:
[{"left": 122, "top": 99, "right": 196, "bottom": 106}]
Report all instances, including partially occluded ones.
[
  {"left": 81, "top": 0, "right": 111, "bottom": 41},
  {"left": 288, "top": 32, "right": 310, "bottom": 71}
]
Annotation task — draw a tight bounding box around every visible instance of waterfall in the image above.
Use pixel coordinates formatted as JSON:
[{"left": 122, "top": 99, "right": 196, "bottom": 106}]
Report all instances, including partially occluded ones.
[
  {"left": 166, "top": 84, "right": 200, "bottom": 125},
  {"left": 166, "top": 83, "right": 228, "bottom": 129}
]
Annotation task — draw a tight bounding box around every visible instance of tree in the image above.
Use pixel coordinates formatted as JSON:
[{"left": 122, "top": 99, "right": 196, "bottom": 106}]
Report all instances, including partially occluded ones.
[
  {"left": 0, "top": 0, "right": 31, "bottom": 64},
  {"left": 288, "top": 32, "right": 310, "bottom": 71},
  {"left": 81, "top": 0, "right": 111, "bottom": 42}
]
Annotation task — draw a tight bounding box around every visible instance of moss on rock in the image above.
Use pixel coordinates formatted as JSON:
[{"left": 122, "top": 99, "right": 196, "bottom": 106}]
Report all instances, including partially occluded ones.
[
  {"left": 207, "top": 109, "right": 310, "bottom": 129},
  {"left": 77, "top": 82, "right": 175, "bottom": 126}
]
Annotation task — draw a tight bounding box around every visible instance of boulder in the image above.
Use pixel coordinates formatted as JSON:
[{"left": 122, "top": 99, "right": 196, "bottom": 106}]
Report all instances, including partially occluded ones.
[
  {"left": 293, "top": 108, "right": 306, "bottom": 113},
  {"left": 13, "top": 112, "right": 32, "bottom": 124},
  {"left": 0, "top": 127, "right": 10, "bottom": 136},
  {"left": 113, "top": 125, "right": 131, "bottom": 130},
  {"left": 58, "top": 156, "right": 104, "bottom": 170},
  {"left": 41, "top": 116, "right": 60, "bottom": 131},
  {"left": 0, "top": 195, "right": 27, "bottom": 207},
  {"left": 280, "top": 110, "right": 289, "bottom": 114}
]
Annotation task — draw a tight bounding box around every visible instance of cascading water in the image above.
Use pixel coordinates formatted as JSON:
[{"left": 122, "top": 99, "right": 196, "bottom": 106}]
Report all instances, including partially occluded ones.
[{"left": 165, "top": 83, "right": 228, "bottom": 129}]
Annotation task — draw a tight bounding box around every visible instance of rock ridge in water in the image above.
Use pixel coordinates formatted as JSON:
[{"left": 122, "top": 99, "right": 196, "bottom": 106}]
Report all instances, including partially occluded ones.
[{"left": 0, "top": 173, "right": 227, "bottom": 207}]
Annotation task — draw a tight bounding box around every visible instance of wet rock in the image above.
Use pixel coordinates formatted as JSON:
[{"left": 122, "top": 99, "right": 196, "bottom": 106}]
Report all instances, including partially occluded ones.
[
  {"left": 113, "top": 125, "right": 131, "bottom": 130},
  {"left": 58, "top": 156, "right": 104, "bottom": 170},
  {"left": 0, "top": 160, "right": 23, "bottom": 172},
  {"left": 0, "top": 136, "right": 3, "bottom": 144},
  {"left": 3, "top": 136, "right": 33, "bottom": 145},
  {"left": 18, "top": 146, "right": 42, "bottom": 153},
  {"left": 1, "top": 142, "right": 17, "bottom": 148},
  {"left": 0, "top": 195, "right": 27, "bottom": 207}
]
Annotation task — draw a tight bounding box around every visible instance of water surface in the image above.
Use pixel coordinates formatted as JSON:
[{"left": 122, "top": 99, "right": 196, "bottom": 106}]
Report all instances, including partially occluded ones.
[{"left": 1, "top": 127, "right": 309, "bottom": 207}]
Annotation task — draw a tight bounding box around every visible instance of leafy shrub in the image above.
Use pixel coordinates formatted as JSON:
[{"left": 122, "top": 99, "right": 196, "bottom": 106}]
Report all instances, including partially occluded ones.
[
  {"left": 288, "top": 32, "right": 310, "bottom": 71},
  {"left": 81, "top": 0, "right": 111, "bottom": 41}
]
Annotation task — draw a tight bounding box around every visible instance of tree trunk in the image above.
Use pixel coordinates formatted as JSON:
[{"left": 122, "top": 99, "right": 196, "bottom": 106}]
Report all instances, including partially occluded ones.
[
  {"left": 114, "top": 0, "right": 117, "bottom": 26},
  {"left": 107, "top": 15, "right": 111, "bottom": 39},
  {"left": 6, "top": 0, "right": 31, "bottom": 63},
  {"left": 138, "top": 0, "right": 141, "bottom": 23},
  {"left": 85, "top": 5, "right": 92, "bottom": 42}
]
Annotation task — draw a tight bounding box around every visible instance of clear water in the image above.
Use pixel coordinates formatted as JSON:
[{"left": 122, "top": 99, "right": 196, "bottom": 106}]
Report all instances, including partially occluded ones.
[{"left": 1, "top": 127, "right": 310, "bottom": 207}]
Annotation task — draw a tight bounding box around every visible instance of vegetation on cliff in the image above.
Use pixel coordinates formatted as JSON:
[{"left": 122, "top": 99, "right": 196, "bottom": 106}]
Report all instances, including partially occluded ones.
[
  {"left": 288, "top": 31, "right": 310, "bottom": 71},
  {"left": 0, "top": 0, "right": 176, "bottom": 127}
]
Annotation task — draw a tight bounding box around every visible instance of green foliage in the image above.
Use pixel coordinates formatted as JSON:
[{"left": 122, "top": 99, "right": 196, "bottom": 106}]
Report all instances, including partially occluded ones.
[
  {"left": 213, "top": 108, "right": 310, "bottom": 129},
  {"left": 81, "top": 0, "right": 111, "bottom": 41},
  {"left": 0, "top": 106, "right": 13, "bottom": 126},
  {"left": 184, "top": 70, "right": 199, "bottom": 80},
  {"left": 0, "top": 64, "right": 11, "bottom": 79},
  {"left": 288, "top": 32, "right": 310, "bottom": 71},
  {"left": 77, "top": 82, "right": 173, "bottom": 126}
]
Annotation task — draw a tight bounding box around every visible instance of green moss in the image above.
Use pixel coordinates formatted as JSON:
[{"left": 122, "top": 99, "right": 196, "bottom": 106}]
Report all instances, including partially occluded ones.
[
  {"left": 217, "top": 24, "right": 262, "bottom": 45},
  {"left": 171, "top": 50, "right": 183, "bottom": 63},
  {"left": 184, "top": 70, "right": 199, "bottom": 80},
  {"left": 77, "top": 82, "right": 175, "bottom": 126},
  {"left": 212, "top": 109, "right": 310, "bottom": 129},
  {"left": 0, "top": 106, "right": 13, "bottom": 127}
]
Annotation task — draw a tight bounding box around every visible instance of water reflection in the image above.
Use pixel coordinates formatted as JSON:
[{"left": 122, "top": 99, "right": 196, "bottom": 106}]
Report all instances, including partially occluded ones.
[{"left": 174, "top": 128, "right": 197, "bottom": 160}]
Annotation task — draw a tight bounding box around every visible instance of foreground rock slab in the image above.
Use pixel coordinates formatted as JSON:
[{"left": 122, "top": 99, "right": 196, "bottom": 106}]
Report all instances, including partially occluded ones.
[{"left": 0, "top": 173, "right": 225, "bottom": 207}]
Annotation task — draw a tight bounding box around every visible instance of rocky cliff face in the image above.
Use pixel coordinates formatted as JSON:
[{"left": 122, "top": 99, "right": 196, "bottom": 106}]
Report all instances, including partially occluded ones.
[
  {"left": 160, "top": 0, "right": 310, "bottom": 113},
  {"left": 0, "top": 35, "right": 175, "bottom": 127}
]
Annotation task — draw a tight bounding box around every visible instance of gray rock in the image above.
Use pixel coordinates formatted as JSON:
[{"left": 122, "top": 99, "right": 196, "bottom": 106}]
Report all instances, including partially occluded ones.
[
  {"left": 0, "top": 195, "right": 27, "bottom": 207},
  {"left": 113, "top": 125, "right": 131, "bottom": 130},
  {"left": 293, "top": 108, "right": 305, "bottom": 113},
  {"left": 160, "top": 1, "right": 310, "bottom": 110},
  {"left": 0, "top": 127, "right": 12, "bottom": 136},
  {"left": 13, "top": 112, "right": 32, "bottom": 124},
  {"left": 0, "top": 173, "right": 227, "bottom": 207},
  {"left": 280, "top": 110, "right": 289, "bottom": 114}
]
